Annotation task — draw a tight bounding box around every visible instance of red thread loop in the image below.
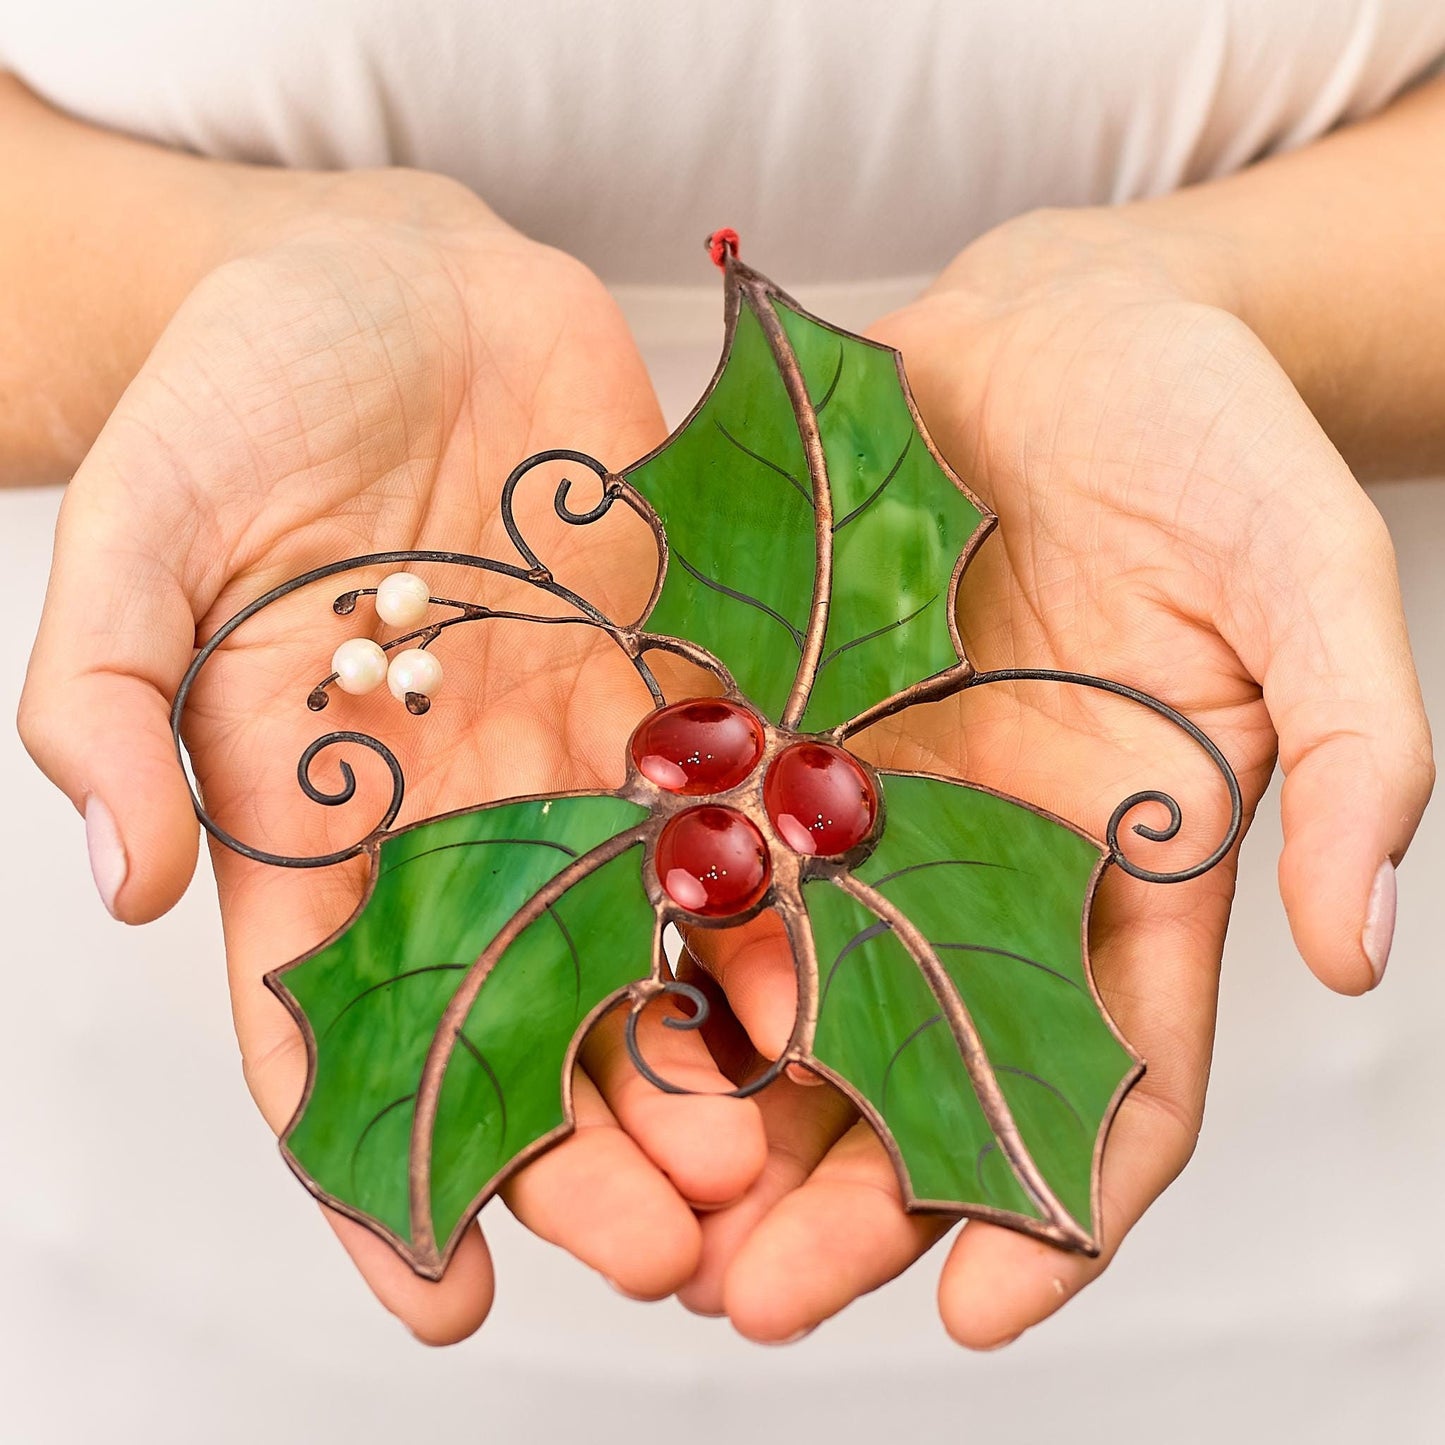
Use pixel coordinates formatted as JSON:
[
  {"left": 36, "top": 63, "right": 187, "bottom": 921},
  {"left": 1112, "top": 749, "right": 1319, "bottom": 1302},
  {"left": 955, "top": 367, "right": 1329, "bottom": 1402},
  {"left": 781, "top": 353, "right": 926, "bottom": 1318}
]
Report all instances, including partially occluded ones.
[{"left": 707, "top": 228, "right": 740, "bottom": 268}]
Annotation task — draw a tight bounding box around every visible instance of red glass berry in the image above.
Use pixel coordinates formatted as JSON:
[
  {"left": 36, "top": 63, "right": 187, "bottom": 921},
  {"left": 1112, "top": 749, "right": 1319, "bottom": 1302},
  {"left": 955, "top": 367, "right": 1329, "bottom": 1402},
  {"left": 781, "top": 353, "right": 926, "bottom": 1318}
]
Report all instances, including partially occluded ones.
[
  {"left": 629, "top": 698, "right": 765, "bottom": 795},
  {"left": 655, "top": 806, "right": 771, "bottom": 917},
  {"left": 764, "top": 743, "right": 878, "bottom": 857}
]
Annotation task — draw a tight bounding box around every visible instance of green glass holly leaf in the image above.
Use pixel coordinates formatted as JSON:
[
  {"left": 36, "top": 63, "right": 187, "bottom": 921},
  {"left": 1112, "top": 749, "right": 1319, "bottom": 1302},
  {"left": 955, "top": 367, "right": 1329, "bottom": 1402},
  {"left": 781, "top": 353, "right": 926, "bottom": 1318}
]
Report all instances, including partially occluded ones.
[
  {"left": 627, "top": 255, "right": 992, "bottom": 732},
  {"left": 267, "top": 792, "right": 651, "bottom": 1278},
  {"left": 804, "top": 773, "right": 1139, "bottom": 1251}
]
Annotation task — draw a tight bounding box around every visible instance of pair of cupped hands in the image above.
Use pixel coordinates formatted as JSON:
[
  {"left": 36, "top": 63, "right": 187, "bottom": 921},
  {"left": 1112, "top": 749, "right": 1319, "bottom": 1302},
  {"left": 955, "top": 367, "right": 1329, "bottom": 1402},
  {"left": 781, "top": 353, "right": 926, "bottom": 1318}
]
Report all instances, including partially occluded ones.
[{"left": 20, "top": 172, "right": 1432, "bottom": 1346}]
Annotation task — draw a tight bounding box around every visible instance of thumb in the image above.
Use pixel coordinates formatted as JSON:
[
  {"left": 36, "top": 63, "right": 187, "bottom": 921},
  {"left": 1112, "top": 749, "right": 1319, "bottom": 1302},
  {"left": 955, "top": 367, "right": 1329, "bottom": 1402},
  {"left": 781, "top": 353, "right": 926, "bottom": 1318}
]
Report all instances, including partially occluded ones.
[
  {"left": 684, "top": 913, "right": 823, "bottom": 1086},
  {"left": 1234, "top": 484, "right": 1433, "bottom": 994},
  {"left": 19, "top": 476, "right": 200, "bottom": 923}
]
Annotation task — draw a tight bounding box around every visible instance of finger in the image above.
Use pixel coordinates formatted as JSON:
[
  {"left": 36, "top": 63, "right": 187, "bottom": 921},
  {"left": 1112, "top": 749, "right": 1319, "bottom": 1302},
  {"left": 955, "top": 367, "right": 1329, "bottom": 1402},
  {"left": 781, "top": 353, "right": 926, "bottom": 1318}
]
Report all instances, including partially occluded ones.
[
  {"left": 684, "top": 913, "right": 800, "bottom": 1061},
  {"left": 19, "top": 470, "right": 200, "bottom": 923},
  {"left": 1227, "top": 471, "right": 1434, "bottom": 992},
  {"left": 579, "top": 992, "right": 768, "bottom": 1210},
  {"left": 721, "top": 1120, "right": 953, "bottom": 1343},
  {"left": 677, "top": 1070, "right": 856, "bottom": 1318},
  {"left": 501, "top": 1070, "right": 702, "bottom": 1300}
]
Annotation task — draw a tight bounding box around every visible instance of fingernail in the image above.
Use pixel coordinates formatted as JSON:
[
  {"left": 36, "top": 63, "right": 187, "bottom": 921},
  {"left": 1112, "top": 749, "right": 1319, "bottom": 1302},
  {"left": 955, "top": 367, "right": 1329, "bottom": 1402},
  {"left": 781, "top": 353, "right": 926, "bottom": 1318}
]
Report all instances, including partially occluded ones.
[
  {"left": 979, "top": 1331, "right": 1021, "bottom": 1352},
  {"left": 1363, "top": 860, "right": 1397, "bottom": 987},
  {"left": 772, "top": 1327, "right": 813, "bottom": 1345},
  {"left": 85, "top": 795, "right": 127, "bottom": 918}
]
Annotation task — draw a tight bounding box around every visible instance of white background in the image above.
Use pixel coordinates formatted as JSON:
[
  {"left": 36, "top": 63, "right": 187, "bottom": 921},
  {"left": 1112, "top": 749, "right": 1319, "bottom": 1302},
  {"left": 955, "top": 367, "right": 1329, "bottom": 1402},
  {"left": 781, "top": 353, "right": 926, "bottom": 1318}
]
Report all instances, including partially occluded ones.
[{"left": 1, "top": 335, "right": 1441, "bottom": 1445}]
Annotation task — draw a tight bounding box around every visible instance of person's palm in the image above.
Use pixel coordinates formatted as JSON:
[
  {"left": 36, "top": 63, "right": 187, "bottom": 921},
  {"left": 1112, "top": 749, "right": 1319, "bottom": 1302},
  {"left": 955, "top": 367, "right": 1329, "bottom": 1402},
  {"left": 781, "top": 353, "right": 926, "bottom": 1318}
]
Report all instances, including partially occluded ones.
[
  {"left": 22, "top": 177, "right": 768, "bottom": 1341},
  {"left": 680, "top": 212, "right": 1431, "bottom": 1346}
]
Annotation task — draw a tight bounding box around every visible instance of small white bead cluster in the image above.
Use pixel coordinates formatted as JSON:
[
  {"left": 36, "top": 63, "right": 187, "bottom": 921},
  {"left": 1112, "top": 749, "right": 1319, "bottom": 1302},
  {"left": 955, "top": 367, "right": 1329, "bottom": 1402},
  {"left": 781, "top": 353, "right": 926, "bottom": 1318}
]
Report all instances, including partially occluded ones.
[{"left": 329, "top": 572, "right": 444, "bottom": 705}]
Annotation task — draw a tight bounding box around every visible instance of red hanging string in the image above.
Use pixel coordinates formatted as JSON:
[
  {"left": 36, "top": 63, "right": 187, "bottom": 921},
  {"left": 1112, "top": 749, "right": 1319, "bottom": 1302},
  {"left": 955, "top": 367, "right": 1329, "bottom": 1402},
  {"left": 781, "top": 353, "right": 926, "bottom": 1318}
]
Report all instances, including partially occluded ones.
[{"left": 707, "top": 228, "right": 740, "bottom": 268}]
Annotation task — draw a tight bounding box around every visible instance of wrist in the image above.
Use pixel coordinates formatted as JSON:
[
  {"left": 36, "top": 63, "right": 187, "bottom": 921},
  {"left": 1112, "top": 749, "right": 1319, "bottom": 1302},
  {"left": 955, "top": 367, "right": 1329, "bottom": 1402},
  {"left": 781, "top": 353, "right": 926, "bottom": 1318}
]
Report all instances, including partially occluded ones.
[
  {"left": 930, "top": 205, "right": 1244, "bottom": 320},
  {"left": 0, "top": 78, "right": 318, "bottom": 480},
  {"left": 218, "top": 166, "right": 510, "bottom": 265},
  {"left": 0, "top": 82, "right": 510, "bottom": 484}
]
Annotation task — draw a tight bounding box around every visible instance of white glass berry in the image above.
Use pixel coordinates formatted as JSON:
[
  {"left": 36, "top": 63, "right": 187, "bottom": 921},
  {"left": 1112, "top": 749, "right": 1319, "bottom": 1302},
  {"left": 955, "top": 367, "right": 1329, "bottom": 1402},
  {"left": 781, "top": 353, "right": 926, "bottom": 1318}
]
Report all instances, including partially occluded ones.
[
  {"left": 387, "top": 648, "right": 443, "bottom": 701},
  {"left": 330, "top": 637, "right": 388, "bottom": 695},
  {"left": 375, "top": 571, "right": 431, "bottom": 628}
]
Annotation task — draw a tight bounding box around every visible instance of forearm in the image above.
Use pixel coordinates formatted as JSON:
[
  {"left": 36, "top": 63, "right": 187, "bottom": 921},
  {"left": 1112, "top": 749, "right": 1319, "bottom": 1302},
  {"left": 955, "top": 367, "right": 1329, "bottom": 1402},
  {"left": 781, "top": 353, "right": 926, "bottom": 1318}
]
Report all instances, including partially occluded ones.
[
  {"left": 0, "top": 75, "right": 304, "bottom": 484},
  {"left": 1129, "top": 73, "right": 1445, "bottom": 479}
]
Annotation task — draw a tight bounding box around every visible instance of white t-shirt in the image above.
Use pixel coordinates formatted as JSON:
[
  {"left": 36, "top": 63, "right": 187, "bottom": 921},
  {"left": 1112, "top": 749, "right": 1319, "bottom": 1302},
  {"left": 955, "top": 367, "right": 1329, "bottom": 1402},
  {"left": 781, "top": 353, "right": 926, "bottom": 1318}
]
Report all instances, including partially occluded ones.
[{"left": 5, "top": 1, "right": 1444, "bottom": 288}]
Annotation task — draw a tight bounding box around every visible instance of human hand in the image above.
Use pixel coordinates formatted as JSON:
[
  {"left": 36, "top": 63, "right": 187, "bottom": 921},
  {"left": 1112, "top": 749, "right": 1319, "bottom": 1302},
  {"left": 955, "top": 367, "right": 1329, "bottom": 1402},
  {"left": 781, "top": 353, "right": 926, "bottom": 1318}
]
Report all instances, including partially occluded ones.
[
  {"left": 18, "top": 173, "right": 770, "bottom": 1342},
  {"left": 677, "top": 208, "right": 1434, "bottom": 1346}
]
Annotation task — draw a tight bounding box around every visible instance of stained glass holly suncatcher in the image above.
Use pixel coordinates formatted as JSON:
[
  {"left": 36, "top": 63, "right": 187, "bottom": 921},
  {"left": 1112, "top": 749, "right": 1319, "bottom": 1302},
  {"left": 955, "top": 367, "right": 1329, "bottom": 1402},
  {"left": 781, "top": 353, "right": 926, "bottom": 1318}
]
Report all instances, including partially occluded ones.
[{"left": 171, "top": 231, "right": 1241, "bottom": 1281}]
